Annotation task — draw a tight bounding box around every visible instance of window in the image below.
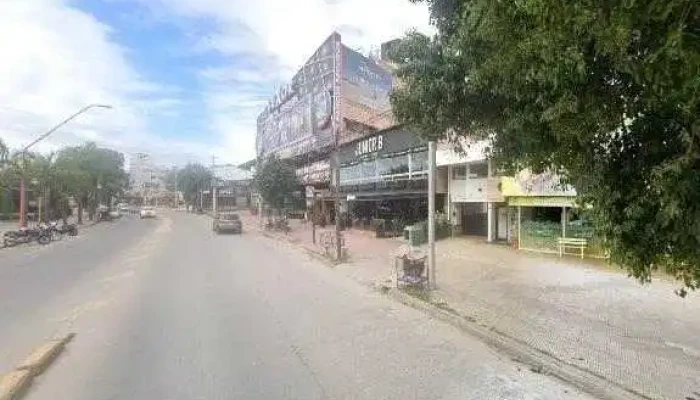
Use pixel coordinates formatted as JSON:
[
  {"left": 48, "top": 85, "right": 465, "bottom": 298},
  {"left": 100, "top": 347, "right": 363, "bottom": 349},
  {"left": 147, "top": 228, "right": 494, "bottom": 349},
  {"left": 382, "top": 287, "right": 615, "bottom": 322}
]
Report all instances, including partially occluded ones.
[
  {"left": 378, "top": 154, "right": 408, "bottom": 177},
  {"left": 469, "top": 162, "right": 488, "bottom": 178},
  {"left": 452, "top": 165, "right": 467, "bottom": 180},
  {"left": 410, "top": 151, "right": 428, "bottom": 173}
]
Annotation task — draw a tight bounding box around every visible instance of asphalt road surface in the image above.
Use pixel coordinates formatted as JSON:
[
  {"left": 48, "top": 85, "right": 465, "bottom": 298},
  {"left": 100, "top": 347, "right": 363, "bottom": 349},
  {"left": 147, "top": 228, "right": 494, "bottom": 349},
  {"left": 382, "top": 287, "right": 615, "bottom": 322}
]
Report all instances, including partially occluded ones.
[{"left": 0, "top": 211, "right": 594, "bottom": 399}]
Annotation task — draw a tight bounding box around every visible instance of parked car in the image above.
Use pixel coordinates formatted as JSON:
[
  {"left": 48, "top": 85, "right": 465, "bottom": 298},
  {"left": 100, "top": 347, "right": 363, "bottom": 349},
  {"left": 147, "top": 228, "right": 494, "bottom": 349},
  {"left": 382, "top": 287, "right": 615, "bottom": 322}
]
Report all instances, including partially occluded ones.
[
  {"left": 213, "top": 213, "right": 242, "bottom": 234},
  {"left": 140, "top": 207, "right": 156, "bottom": 219},
  {"left": 109, "top": 209, "right": 121, "bottom": 219}
]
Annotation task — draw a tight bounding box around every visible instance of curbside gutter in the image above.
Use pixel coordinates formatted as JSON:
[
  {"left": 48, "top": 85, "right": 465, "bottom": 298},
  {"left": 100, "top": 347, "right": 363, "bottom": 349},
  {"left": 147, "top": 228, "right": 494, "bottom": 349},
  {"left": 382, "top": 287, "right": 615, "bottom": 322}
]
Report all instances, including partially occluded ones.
[{"left": 0, "top": 333, "right": 75, "bottom": 400}]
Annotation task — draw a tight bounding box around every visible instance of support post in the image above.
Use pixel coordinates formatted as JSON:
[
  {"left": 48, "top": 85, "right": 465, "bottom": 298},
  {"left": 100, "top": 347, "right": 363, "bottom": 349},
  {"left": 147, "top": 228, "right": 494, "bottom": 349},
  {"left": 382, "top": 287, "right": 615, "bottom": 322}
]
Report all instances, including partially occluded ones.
[
  {"left": 428, "top": 141, "right": 437, "bottom": 289},
  {"left": 212, "top": 187, "right": 218, "bottom": 214},
  {"left": 561, "top": 207, "right": 567, "bottom": 237},
  {"left": 517, "top": 206, "right": 522, "bottom": 250},
  {"left": 487, "top": 202, "right": 496, "bottom": 243}
]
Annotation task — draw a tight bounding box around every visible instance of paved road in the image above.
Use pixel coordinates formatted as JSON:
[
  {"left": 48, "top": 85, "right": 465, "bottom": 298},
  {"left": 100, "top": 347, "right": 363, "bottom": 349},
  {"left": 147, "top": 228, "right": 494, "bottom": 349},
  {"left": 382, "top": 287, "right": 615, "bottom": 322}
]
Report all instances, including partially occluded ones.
[{"left": 1, "top": 211, "right": 593, "bottom": 399}]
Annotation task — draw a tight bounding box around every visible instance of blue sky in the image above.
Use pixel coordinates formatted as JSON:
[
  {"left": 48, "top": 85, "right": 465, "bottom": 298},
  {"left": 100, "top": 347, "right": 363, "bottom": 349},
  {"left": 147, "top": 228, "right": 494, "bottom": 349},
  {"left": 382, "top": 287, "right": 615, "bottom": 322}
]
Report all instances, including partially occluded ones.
[{"left": 0, "top": 0, "right": 431, "bottom": 167}]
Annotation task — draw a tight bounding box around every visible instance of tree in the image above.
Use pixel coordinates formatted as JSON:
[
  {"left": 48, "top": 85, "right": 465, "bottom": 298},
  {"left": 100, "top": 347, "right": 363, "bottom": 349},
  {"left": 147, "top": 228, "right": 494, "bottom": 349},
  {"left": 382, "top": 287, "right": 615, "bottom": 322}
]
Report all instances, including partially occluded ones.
[
  {"left": 54, "top": 143, "right": 128, "bottom": 223},
  {"left": 391, "top": 0, "right": 700, "bottom": 290},
  {"left": 253, "top": 155, "right": 299, "bottom": 217},
  {"left": 176, "top": 163, "right": 212, "bottom": 211}
]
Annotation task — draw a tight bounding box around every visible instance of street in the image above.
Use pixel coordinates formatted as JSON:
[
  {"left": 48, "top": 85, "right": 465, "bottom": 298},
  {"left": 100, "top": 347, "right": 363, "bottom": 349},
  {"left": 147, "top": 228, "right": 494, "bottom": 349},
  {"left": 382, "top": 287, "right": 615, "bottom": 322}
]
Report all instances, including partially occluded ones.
[{"left": 0, "top": 211, "right": 592, "bottom": 400}]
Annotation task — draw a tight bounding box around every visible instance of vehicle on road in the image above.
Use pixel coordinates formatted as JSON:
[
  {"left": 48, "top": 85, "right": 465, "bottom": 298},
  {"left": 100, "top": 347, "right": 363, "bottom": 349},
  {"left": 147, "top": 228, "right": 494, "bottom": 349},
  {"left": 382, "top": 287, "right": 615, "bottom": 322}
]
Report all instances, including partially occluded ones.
[
  {"left": 213, "top": 213, "right": 242, "bottom": 234},
  {"left": 109, "top": 210, "right": 121, "bottom": 219},
  {"left": 140, "top": 207, "right": 157, "bottom": 219}
]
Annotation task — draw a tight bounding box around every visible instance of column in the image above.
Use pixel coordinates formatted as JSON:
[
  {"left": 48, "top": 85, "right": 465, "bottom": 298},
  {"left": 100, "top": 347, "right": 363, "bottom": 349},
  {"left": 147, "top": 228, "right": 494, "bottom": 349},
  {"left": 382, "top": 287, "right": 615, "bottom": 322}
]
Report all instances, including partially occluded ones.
[
  {"left": 212, "top": 187, "right": 218, "bottom": 213},
  {"left": 487, "top": 202, "right": 496, "bottom": 242},
  {"left": 561, "top": 207, "right": 567, "bottom": 237}
]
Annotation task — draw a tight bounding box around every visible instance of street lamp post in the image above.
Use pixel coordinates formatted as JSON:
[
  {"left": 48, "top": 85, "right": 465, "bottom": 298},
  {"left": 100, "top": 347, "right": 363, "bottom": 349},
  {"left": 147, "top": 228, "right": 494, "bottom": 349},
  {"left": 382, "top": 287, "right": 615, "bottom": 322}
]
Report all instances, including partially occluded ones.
[{"left": 18, "top": 104, "right": 111, "bottom": 227}]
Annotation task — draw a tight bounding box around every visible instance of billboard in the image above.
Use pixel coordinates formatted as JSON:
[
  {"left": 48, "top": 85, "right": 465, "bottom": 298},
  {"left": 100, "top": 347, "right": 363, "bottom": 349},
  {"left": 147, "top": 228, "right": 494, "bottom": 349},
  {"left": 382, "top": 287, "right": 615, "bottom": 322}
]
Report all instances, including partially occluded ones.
[
  {"left": 256, "top": 34, "right": 338, "bottom": 158},
  {"left": 256, "top": 33, "right": 394, "bottom": 159},
  {"left": 341, "top": 47, "right": 393, "bottom": 111}
]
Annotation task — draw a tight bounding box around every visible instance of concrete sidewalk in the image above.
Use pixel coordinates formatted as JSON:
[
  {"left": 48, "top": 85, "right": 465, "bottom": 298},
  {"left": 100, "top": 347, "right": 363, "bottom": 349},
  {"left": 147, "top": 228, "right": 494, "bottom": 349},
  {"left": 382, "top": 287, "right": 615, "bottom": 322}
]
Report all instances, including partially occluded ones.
[{"left": 241, "top": 212, "right": 700, "bottom": 400}]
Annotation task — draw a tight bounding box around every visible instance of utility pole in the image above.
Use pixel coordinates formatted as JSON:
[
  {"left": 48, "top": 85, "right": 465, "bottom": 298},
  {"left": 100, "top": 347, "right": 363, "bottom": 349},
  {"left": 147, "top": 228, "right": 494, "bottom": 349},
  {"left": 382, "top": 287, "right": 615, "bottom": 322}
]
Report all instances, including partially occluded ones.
[
  {"left": 18, "top": 104, "right": 112, "bottom": 227},
  {"left": 332, "top": 33, "right": 342, "bottom": 261},
  {"left": 428, "top": 141, "right": 437, "bottom": 289}
]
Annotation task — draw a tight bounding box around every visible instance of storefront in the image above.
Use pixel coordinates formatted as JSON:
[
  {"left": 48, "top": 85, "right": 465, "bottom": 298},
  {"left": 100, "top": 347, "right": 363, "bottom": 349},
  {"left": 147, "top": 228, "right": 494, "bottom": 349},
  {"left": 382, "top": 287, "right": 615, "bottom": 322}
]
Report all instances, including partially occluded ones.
[
  {"left": 499, "top": 170, "right": 601, "bottom": 255},
  {"left": 338, "top": 126, "right": 433, "bottom": 228}
]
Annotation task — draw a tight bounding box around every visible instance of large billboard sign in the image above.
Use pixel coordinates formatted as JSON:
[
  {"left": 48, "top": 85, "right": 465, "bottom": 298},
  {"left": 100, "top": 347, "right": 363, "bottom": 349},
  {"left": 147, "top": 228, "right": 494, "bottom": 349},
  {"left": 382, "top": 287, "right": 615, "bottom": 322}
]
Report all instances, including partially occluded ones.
[
  {"left": 341, "top": 47, "right": 393, "bottom": 111},
  {"left": 256, "top": 34, "right": 338, "bottom": 159},
  {"left": 256, "top": 33, "right": 393, "bottom": 159}
]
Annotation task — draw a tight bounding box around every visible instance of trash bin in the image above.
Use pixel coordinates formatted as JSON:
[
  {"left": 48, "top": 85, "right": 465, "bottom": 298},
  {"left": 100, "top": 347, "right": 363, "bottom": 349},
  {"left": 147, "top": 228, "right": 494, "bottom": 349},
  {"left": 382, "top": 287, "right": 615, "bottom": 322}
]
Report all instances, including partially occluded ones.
[{"left": 405, "top": 225, "right": 425, "bottom": 247}]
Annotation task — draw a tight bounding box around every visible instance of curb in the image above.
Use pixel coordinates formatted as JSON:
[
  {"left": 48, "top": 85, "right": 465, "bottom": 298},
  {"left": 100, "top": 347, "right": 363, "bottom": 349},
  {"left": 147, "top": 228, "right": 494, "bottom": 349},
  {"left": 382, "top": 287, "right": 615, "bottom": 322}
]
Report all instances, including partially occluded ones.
[
  {"left": 384, "top": 288, "right": 649, "bottom": 400},
  {"left": 248, "top": 223, "right": 649, "bottom": 400},
  {"left": 259, "top": 230, "right": 339, "bottom": 267},
  {"left": 0, "top": 333, "right": 75, "bottom": 400}
]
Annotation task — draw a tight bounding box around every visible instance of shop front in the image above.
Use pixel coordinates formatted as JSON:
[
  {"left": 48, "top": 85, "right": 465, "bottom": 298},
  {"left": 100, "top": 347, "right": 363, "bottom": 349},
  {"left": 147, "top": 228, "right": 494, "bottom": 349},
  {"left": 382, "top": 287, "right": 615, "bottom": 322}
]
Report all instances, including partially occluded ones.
[
  {"left": 500, "top": 170, "right": 604, "bottom": 256},
  {"left": 338, "top": 126, "right": 432, "bottom": 231}
]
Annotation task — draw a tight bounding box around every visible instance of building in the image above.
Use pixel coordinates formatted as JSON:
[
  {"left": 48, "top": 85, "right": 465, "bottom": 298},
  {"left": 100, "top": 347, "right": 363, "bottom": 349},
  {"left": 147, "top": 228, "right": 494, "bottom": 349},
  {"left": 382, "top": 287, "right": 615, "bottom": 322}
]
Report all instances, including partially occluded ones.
[
  {"left": 437, "top": 139, "right": 504, "bottom": 242},
  {"left": 127, "top": 153, "right": 168, "bottom": 206},
  {"left": 255, "top": 32, "right": 395, "bottom": 221},
  {"left": 206, "top": 164, "right": 253, "bottom": 212},
  {"left": 338, "top": 125, "right": 432, "bottom": 227}
]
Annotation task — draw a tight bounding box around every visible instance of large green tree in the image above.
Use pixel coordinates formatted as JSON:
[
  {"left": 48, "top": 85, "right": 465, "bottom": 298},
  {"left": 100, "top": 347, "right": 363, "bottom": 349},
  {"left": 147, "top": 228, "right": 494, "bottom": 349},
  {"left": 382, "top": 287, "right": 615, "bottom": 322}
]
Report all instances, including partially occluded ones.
[
  {"left": 54, "top": 143, "right": 128, "bottom": 223},
  {"left": 391, "top": 0, "right": 700, "bottom": 290},
  {"left": 253, "top": 155, "right": 299, "bottom": 216},
  {"left": 176, "top": 163, "right": 212, "bottom": 211}
]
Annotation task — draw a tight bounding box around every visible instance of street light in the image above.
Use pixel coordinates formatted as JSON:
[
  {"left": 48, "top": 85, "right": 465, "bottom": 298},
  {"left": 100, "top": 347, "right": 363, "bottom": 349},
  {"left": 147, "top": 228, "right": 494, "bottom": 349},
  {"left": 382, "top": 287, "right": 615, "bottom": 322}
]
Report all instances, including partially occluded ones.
[{"left": 19, "top": 104, "right": 112, "bottom": 227}]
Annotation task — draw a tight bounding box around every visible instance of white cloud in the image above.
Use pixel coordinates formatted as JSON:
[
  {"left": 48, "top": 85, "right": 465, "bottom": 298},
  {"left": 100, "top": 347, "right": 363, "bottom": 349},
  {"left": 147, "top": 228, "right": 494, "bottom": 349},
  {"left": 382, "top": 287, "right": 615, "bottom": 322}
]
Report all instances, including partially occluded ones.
[
  {"left": 0, "top": 0, "right": 205, "bottom": 166},
  {"left": 0, "top": 0, "right": 431, "bottom": 167},
  {"left": 135, "top": 0, "right": 432, "bottom": 164}
]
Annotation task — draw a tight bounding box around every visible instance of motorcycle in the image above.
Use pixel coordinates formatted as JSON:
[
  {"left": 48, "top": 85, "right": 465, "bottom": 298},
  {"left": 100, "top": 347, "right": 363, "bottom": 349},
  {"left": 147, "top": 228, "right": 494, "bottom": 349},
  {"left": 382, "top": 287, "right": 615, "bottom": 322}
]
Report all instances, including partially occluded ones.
[
  {"left": 3, "top": 225, "right": 50, "bottom": 247},
  {"left": 57, "top": 222, "right": 78, "bottom": 236}
]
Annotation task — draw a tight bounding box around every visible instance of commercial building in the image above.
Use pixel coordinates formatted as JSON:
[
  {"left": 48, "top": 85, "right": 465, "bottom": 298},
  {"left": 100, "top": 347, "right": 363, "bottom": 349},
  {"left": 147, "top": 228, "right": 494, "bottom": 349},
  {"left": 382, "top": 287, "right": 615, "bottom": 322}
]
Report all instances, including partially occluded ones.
[
  {"left": 205, "top": 164, "right": 253, "bottom": 212},
  {"left": 255, "top": 32, "right": 395, "bottom": 222},
  {"left": 338, "top": 126, "right": 432, "bottom": 227},
  {"left": 437, "top": 140, "right": 505, "bottom": 242}
]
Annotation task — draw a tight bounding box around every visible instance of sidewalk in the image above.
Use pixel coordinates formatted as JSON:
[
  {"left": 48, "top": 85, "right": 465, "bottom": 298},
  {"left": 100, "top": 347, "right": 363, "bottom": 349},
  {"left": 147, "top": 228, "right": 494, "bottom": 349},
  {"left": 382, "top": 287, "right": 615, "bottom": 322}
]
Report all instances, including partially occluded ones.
[{"left": 241, "top": 212, "right": 700, "bottom": 400}]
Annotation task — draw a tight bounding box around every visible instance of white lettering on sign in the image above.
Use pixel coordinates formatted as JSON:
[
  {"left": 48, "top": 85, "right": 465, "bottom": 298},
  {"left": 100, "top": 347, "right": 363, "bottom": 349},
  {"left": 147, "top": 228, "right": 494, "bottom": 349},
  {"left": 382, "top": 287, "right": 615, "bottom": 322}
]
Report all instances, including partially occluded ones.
[{"left": 355, "top": 135, "right": 384, "bottom": 157}]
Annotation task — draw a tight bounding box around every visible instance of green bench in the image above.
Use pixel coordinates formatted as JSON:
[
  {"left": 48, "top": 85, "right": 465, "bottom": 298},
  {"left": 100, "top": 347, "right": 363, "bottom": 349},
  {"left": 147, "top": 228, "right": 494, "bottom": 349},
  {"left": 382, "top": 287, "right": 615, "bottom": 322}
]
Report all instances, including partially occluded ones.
[{"left": 558, "top": 237, "right": 587, "bottom": 259}]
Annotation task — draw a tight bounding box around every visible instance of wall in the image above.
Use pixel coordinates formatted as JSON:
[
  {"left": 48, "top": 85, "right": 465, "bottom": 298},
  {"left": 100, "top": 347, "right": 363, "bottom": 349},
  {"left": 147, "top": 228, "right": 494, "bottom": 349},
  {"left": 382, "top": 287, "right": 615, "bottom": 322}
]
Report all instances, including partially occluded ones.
[{"left": 450, "top": 178, "right": 503, "bottom": 203}]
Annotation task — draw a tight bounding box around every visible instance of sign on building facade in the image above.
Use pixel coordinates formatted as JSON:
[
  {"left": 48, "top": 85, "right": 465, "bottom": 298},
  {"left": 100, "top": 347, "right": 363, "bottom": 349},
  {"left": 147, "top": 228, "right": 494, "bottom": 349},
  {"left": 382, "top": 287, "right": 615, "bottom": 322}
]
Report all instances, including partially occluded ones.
[{"left": 256, "top": 33, "right": 393, "bottom": 160}]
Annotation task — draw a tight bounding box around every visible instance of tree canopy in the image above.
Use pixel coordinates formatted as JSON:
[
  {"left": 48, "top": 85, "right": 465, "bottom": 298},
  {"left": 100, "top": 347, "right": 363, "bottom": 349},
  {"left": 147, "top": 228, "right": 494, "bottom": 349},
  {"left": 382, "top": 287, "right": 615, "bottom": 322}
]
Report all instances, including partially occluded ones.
[
  {"left": 0, "top": 141, "right": 127, "bottom": 222},
  {"left": 176, "top": 163, "right": 212, "bottom": 209},
  {"left": 253, "top": 155, "right": 299, "bottom": 212},
  {"left": 391, "top": 0, "right": 700, "bottom": 290}
]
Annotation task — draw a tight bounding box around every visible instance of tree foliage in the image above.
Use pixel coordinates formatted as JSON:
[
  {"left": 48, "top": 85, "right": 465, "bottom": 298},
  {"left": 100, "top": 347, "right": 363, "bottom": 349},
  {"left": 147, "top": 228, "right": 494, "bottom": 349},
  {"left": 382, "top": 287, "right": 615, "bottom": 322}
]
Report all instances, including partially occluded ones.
[
  {"left": 0, "top": 141, "right": 127, "bottom": 222},
  {"left": 176, "top": 163, "right": 212, "bottom": 209},
  {"left": 391, "top": 0, "right": 700, "bottom": 290},
  {"left": 253, "top": 155, "right": 299, "bottom": 212}
]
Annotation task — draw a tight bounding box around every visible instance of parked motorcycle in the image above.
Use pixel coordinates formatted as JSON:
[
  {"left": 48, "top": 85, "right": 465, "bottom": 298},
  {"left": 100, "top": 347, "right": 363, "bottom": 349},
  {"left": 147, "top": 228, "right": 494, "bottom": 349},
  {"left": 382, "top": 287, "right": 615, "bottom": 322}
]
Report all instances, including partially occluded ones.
[
  {"left": 57, "top": 222, "right": 78, "bottom": 236},
  {"left": 3, "top": 225, "right": 50, "bottom": 247}
]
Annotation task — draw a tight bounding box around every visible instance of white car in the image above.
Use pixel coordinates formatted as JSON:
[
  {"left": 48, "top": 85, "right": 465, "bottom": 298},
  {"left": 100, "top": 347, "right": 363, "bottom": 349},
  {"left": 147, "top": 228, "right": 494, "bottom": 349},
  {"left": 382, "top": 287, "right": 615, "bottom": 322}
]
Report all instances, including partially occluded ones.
[{"left": 139, "top": 207, "right": 156, "bottom": 219}]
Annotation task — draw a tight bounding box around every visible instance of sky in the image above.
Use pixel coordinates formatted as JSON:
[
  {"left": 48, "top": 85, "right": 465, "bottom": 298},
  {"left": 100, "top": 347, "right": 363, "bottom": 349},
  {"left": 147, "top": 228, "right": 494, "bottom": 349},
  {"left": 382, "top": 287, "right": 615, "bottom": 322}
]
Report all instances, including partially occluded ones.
[{"left": 0, "top": 0, "right": 431, "bottom": 168}]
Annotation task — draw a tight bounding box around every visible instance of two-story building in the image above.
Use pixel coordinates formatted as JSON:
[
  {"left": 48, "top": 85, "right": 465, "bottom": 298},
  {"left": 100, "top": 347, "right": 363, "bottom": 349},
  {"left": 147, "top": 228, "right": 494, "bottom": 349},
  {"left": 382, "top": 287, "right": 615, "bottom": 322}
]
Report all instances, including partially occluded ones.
[
  {"left": 437, "top": 140, "right": 506, "bottom": 242},
  {"left": 338, "top": 125, "right": 432, "bottom": 226}
]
